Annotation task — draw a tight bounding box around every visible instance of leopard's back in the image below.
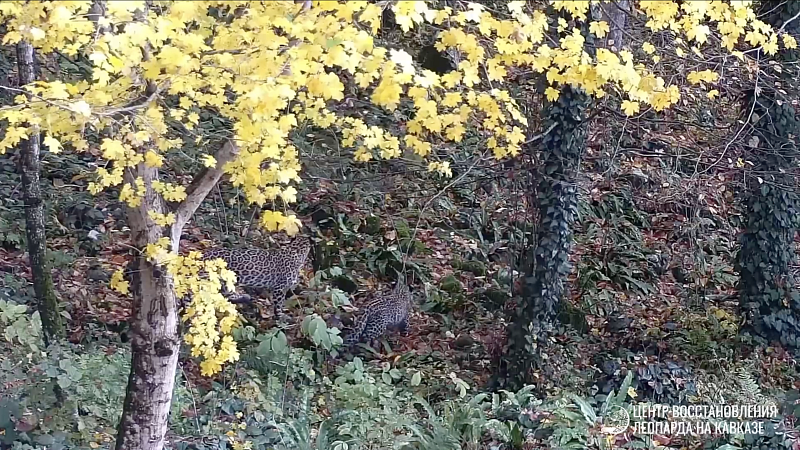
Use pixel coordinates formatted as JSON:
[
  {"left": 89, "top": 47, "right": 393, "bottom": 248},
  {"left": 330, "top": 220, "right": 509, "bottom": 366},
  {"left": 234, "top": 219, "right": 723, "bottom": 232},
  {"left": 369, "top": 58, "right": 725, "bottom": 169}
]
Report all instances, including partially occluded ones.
[
  {"left": 201, "top": 236, "right": 311, "bottom": 289},
  {"left": 201, "top": 247, "right": 275, "bottom": 287}
]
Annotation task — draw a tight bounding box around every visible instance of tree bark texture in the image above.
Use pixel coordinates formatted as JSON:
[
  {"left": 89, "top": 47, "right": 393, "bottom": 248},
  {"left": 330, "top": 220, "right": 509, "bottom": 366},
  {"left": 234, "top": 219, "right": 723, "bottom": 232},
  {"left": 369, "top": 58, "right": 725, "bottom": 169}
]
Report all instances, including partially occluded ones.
[
  {"left": 115, "top": 164, "right": 180, "bottom": 450},
  {"left": 16, "top": 40, "right": 64, "bottom": 345},
  {"left": 115, "top": 134, "right": 238, "bottom": 449},
  {"left": 598, "top": 0, "right": 628, "bottom": 51}
]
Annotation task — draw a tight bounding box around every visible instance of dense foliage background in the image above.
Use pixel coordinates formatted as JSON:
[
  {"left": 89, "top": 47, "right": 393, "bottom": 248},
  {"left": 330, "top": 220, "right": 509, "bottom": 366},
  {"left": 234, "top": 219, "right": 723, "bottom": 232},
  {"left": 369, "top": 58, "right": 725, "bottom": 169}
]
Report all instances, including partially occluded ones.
[{"left": 2, "top": 1, "right": 800, "bottom": 450}]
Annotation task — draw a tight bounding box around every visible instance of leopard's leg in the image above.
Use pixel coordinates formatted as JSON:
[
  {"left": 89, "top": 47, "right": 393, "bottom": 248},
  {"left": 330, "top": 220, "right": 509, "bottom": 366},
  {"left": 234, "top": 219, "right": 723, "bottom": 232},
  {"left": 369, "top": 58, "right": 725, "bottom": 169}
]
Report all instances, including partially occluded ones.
[
  {"left": 398, "top": 316, "right": 410, "bottom": 336},
  {"left": 270, "top": 287, "right": 291, "bottom": 323},
  {"left": 364, "top": 323, "right": 387, "bottom": 351}
]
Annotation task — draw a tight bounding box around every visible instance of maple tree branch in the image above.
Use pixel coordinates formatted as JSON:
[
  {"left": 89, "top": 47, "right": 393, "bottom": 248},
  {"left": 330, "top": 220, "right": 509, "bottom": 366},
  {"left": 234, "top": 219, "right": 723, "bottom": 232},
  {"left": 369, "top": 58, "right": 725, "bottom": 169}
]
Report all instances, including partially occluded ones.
[
  {"left": 0, "top": 85, "right": 73, "bottom": 112},
  {"left": 102, "top": 81, "right": 169, "bottom": 118},
  {"left": 170, "top": 139, "right": 240, "bottom": 250},
  {"left": 0, "top": 81, "right": 167, "bottom": 120}
]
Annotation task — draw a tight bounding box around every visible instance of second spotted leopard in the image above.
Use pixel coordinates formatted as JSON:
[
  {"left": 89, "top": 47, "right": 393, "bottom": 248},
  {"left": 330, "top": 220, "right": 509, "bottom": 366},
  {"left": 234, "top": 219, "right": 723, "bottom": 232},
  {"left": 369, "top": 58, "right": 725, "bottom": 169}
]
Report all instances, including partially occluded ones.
[{"left": 345, "top": 279, "right": 413, "bottom": 348}]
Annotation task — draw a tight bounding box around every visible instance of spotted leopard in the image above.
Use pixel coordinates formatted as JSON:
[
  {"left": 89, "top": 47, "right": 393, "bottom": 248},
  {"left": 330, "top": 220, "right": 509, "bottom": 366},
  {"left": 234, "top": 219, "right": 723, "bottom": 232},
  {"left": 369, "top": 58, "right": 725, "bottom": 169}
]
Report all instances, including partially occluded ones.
[
  {"left": 201, "top": 235, "right": 311, "bottom": 316},
  {"left": 344, "top": 279, "right": 412, "bottom": 348}
]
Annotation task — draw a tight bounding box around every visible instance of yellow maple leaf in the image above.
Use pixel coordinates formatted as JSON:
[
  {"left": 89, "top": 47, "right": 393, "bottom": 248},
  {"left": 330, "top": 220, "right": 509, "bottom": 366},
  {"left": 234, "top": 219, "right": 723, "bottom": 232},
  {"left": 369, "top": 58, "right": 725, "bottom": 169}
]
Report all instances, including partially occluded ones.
[
  {"left": 487, "top": 59, "right": 507, "bottom": 81},
  {"left": 627, "top": 387, "right": 637, "bottom": 398},
  {"left": 354, "top": 147, "right": 372, "bottom": 162},
  {"left": 783, "top": 34, "right": 797, "bottom": 50},
  {"left": 27, "top": 27, "right": 46, "bottom": 41},
  {"left": 445, "top": 124, "right": 465, "bottom": 142},
  {"left": 621, "top": 100, "right": 640, "bottom": 116},
  {"left": 201, "top": 155, "right": 217, "bottom": 168},
  {"left": 261, "top": 210, "right": 284, "bottom": 232},
  {"left": 390, "top": 48, "right": 415, "bottom": 74},
  {"left": 280, "top": 214, "right": 302, "bottom": 236},
  {"left": 144, "top": 150, "right": 164, "bottom": 168},
  {"left": 442, "top": 92, "right": 462, "bottom": 108},
  {"left": 545, "top": 87, "right": 560, "bottom": 102},
  {"left": 763, "top": 37, "right": 779, "bottom": 55},
  {"left": 70, "top": 100, "right": 92, "bottom": 117},
  {"left": 280, "top": 186, "right": 298, "bottom": 203},
  {"left": 43, "top": 135, "right": 62, "bottom": 154},
  {"left": 110, "top": 269, "right": 129, "bottom": 295},
  {"left": 557, "top": 17, "right": 568, "bottom": 33},
  {"left": 589, "top": 21, "right": 609, "bottom": 38},
  {"left": 508, "top": 1, "right": 525, "bottom": 15}
]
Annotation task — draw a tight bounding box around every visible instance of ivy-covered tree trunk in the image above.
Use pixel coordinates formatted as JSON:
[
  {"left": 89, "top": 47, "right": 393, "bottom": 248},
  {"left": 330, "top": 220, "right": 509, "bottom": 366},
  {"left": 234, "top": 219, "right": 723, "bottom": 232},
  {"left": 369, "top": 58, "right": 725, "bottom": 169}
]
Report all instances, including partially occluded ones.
[
  {"left": 15, "top": 40, "right": 64, "bottom": 345},
  {"left": 495, "top": 7, "right": 596, "bottom": 389},
  {"left": 499, "top": 86, "right": 591, "bottom": 389},
  {"left": 736, "top": 0, "right": 800, "bottom": 349}
]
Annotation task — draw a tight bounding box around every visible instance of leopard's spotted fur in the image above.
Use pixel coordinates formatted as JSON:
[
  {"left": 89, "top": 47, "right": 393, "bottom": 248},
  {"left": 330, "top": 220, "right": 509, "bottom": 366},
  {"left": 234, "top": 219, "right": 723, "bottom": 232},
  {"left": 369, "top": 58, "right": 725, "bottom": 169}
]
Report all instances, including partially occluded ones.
[
  {"left": 344, "top": 279, "right": 412, "bottom": 347},
  {"left": 201, "top": 236, "right": 311, "bottom": 315}
]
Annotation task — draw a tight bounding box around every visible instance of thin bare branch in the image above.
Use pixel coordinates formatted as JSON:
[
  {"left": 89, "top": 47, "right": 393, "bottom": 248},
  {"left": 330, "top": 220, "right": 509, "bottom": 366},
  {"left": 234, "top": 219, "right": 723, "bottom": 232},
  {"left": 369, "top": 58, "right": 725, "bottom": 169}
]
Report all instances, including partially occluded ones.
[
  {"left": 523, "top": 122, "right": 557, "bottom": 145},
  {"left": 777, "top": 7, "right": 800, "bottom": 34},
  {"left": 696, "top": 51, "right": 762, "bottom": 176},
  {"left": 103, "top": 81, "right": 170, "bottom": 118}
]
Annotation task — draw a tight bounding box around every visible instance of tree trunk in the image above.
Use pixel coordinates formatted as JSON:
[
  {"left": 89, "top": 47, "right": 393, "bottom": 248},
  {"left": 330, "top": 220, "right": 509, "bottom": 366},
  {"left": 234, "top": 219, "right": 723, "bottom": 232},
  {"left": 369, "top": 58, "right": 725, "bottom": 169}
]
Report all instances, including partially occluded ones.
[
  {"left": 497, "top": 85, "right": 591, "bottom": 390},
  {"left": 114, "top": 134, "right": 238, "bottom": 449},
  {"left": 114, "top": 256, "right": 179, "bottom": 450},
  {"left": 16, "top": 40, "right": 64, "bottom": 345},
  {"left": 114, "top": 163, "right": 180, "bottom": 450},
  {"left": 599, "top": 0, "right": 628, "bottom": 51},
  {"left": 98, "top": 1, "right": 240, "bottom": 447},
  {"left": 736, "top": 0, "right": 800, "bottom": 349},
  {"left": 495, "top": 8, "right": 595, "bottom": 390}
]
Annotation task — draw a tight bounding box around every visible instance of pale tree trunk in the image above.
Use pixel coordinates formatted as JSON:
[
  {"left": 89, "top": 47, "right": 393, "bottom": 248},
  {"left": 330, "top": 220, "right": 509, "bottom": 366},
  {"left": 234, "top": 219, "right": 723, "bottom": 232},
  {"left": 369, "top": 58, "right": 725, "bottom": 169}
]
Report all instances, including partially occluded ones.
[
  {"left": 99, "top": 0, "right": 239, "bottom": 444},
  {"left": 105, "top": 0, "right": 179, "bottom": 444},
  {"left": 114, "top": 161, "right": 180, "bottom": 450},
  {"left": 16, "top": 40, "right": 64, "bottom": 345},
  {"left": 115, "top": 140, "right": 239, "bottom": 450}
]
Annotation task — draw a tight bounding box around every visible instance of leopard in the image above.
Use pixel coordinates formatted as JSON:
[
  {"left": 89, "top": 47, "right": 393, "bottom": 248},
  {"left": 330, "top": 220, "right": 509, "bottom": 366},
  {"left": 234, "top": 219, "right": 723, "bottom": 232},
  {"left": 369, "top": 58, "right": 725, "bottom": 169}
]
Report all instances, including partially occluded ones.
[
  {"left": 344, "top": 279, "right": 413, "bottom": 348},
  {"left": 200, "top": 235, "right": 312, "bottom": 318}
]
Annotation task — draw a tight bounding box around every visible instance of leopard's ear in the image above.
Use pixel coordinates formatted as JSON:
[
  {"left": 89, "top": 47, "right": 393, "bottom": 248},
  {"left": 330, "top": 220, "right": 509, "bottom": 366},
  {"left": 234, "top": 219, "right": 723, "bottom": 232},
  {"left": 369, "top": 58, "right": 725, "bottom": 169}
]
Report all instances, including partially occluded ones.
[
  {"left": 389, "top": 266, "right": 405, "bottom": 284},
  {"left": 392, "top": 276, "right": 409, "bottom": 296}
]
